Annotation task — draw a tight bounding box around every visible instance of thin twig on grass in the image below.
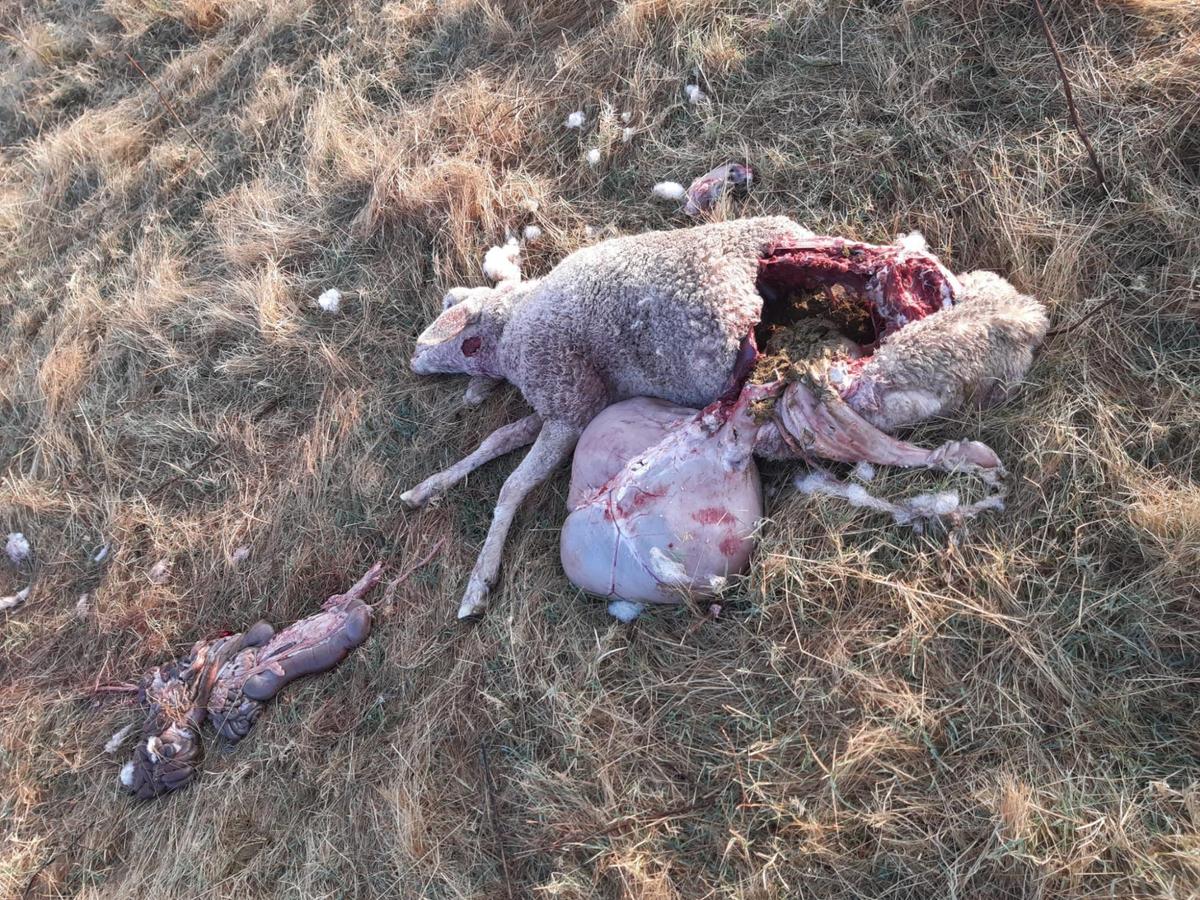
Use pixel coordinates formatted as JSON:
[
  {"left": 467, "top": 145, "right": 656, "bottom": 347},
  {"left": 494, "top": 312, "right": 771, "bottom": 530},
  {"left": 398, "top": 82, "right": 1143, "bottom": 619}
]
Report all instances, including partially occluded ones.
[
  {"left": 380, "top": 536, "right": 448, "bottom": 605},
  {"left": 1032, "top": 0, "right": 1106, "bottom": 187},
  {"left": 22, "top": 848, "right": 64, "bottom": 900},
  {"left": 146, "top": 443, "right": 221, "bottom": 499},
  {"left": 479, "top": 740, "right": 516, "bottom": 900},
  {"left": 1045, "top": 295, "right": 1121, "bottom": 340},
  {"left": 124, "top": 52, "right": 218, "bottom": 172},
  {"left": 520, "top": 793, "right": 722, "bottom": 856}
]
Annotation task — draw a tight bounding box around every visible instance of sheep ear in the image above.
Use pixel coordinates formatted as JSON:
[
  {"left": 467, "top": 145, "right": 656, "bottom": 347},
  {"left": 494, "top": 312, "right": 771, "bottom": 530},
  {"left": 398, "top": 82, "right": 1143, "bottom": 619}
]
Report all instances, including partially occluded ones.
[
  {"left": 419, "top": 292, "right": 485, "bottom": 345},
  {"left": 442, "top": 287, "right": 473, "bottom": 310}
]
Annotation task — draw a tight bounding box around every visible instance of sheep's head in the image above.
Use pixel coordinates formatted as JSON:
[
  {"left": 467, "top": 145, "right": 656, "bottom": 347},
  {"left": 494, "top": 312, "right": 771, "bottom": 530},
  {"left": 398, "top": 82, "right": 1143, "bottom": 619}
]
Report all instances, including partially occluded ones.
[{"left": 410, "top": 283, "right": 520, "bottom": 377}]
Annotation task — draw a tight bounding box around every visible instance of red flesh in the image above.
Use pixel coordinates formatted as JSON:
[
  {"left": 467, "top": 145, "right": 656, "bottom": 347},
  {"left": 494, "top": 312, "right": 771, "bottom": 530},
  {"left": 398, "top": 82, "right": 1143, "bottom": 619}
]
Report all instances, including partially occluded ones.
[{"left": 756, "top": 237, "right": 958, "bottom": 344}]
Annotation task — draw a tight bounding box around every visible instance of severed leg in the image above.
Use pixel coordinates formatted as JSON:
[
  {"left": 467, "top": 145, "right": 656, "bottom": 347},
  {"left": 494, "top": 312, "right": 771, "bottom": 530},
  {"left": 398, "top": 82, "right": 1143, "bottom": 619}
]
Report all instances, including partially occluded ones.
[
  {"left": 458, "top": 419, "right": 580, "bottom": 619},
  {"left": 463, "top": 375, "right": 504, "bottom": 407},
  {"left": 401, "top": 413, "right": 542, "bottom": 509}
]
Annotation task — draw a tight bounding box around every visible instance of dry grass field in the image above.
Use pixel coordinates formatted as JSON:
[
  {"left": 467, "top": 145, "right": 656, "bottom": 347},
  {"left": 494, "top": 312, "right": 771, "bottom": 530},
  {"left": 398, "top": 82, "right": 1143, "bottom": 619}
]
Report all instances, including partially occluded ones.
[{"left": 2, "top": 0, "right": 1199, "bottom": 896}]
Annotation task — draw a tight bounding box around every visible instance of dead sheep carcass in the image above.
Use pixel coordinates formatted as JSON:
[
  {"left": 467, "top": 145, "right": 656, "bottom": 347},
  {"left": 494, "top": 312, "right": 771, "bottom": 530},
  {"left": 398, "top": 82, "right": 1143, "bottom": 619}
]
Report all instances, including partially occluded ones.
[{"left": 404, "top": 218, "right": 1048, "bottom": 618}]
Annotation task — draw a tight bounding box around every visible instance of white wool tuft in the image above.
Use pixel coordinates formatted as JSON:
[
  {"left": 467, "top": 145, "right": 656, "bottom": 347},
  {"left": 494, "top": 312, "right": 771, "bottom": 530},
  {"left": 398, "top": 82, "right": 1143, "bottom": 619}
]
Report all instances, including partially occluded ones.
[
  {"left": 904, "top": 491, "right": 960, "bottom": 517},
  {"left": 0, "top": 586, "right": 30, "bottom": 611},
  {"left": 845, "top": 484, "right": 873, "bottom": 506},
  {"left": 522, "top": 224, "right": 543, "bottom": 242},
  {"left": 621, "top": 127, "right": 634, "bottom": 143},
  {"left": 620, "top": 111, "right": 631, "bottom": 123},
  {"left": 317, "top": 287, "right": 342, "bottom": 313},
  {"left": 230, "top": 545, "right": 251, "bottom": 565},
  {"left": 482, "top": 238, "right": 521, "bottom": 284},
  {"left": 796, "top": 471, "right": 835, "bottom": 494},
  {"left": 607, "top": 599, "right": 645, "bottom": 623},
  {"left": 75, "top": 593, "right": 90, "bottom": 619},
  {"left": 6, "top": 532, "right": 30, "bottom": 564},
  {"left": 586, "top": 148, "right": 601, "bottom": 167},
  {"left": 105, "top": 723, "right": 135, "bottom": 754},
  {"left": 684, "top": 84, "right": 707, "bottom": 103},
  {"left": 148, "top": 558, "right": 171, "bottom": 585},
  {"left": 119, "top": 760, "right": 136, "bottom": 787},
  {"left": 648, "top": 546, "right": 689, "bottom": 586},
  {"left": 652, "top": 181, "right": 686, "bottom": 201},
  {"left": 853, "top": 462, "right": 876, "bottom": 482},
  {"left": 564, "top": 110, "right": 585, "bottom": 128},
  {"left": 92, "top": 544, "right": 109, "bottom": 563},
  {"left": 897, "top": 231, "right": 927, "bottom": 253}
]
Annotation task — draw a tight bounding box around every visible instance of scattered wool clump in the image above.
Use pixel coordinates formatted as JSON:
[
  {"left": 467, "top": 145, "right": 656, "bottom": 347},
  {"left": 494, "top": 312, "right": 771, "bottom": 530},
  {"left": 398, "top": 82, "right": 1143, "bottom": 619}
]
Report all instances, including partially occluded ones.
[
  {"left": 0, "top": 586, "right": 30, "bottom": 611},
  {"left": 899, "top": 491, "right": 962, "bottom": 522},
  {"left": 522, "top": 224, "right": 543, "bottom": 242},
  {"left": 148, "top": 559, "right": 172, "bottom": 585},
  {"left": 230, "top": 545, "right": 251, "bottom": 565},
  {"left": 652, "top": 181, "right": 686, "bottom": 201},
  {"left": 105, "top": 723, "right": 134, "bottom": 754},
  {"left": 482, "top": 238, "right": 521, "bottom": 284},
  {"left": 119, "top": 760, "right": 135, "bottom": 787},
  {"left": 622, "top": 127, "right": 634, "bottom": 143},
  {"left": 564, "top": 111, "right": 585, "bottom": 128},
  {"left": 897, "top": 231, "right": 928, "bottom": 253},
  {"left": 317, "top": 288, "right": 342, "bottom": 313},
  {"left": 620, "top": 111, "right": 631, "bottom": 123},
  {"left": 685, "top": 84, "right": 706, "bottom": 103},
  {"left": 586, "top": 148, "right": 601, "bottom": 167},
  {"left": 607, "top": 599, "right": 645, "bottom": 622},
  {"left": 853, "top": 462, "right": 876, "bottom": 481},
  {"left": 796, "top": 468, "right": 1004, "bottom": 531},
  {"left": 93, "top": 544, "right": 109, "bottom": 563},
  {"left": 6, "top": 532, "right": 29, "bottom": 564},
  {"left": 75, "top": 593, "right": 90, "bottom": 618}
]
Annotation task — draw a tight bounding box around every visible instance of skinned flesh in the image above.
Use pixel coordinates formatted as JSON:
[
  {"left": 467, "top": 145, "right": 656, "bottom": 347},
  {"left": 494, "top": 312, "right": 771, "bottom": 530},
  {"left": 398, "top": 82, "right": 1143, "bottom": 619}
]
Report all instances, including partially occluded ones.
[
  {"left": 561, "top": 385, "right": 771, "bottom": 606},
  {"left": 566, "top": 398, "right": 698, "bottom": 511}
]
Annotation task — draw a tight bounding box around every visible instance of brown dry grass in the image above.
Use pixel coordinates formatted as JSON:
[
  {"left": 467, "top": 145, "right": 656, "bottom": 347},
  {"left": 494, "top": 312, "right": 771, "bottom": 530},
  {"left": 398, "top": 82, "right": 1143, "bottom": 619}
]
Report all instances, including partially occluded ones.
[{"left": 2, "top": 0, "right": 1199, "bottom": 897}]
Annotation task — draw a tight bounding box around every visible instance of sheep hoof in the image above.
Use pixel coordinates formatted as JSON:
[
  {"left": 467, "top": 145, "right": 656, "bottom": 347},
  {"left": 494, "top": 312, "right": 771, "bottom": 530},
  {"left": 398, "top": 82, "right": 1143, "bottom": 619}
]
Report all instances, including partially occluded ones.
[{"left": 457, "top": 581, "right": 489, "bottom": 619}]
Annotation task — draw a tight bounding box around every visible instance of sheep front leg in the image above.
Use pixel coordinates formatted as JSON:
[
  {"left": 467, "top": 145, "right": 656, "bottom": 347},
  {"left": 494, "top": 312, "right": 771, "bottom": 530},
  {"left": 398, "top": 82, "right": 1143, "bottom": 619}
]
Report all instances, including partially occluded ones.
[
  {"left": 458, "top": 419, "right": 580, "bottom": 619},
  {"left": 401, "top": 413, "right": 542, "bottom": 509}
]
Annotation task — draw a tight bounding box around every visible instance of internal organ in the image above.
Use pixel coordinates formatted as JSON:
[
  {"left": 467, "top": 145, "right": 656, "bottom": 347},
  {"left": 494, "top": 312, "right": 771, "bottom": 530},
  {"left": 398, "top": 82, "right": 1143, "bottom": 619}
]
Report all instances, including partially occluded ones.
[
  {"left": 561, "top": 386, "right": 770, "bottom": 606},
  {"left": 755, "top": 235, "right": 961, "bottom": 337}
]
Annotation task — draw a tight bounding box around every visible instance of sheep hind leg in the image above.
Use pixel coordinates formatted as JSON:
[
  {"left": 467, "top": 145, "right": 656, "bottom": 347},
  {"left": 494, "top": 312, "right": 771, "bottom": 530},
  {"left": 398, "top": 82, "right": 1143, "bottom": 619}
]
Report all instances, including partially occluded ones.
[
  {"left": 400, "top": 413, "right": 542, "bottom": 509},
  {"left": 458, "top": 419, "right": 580, "bottom": 619}
]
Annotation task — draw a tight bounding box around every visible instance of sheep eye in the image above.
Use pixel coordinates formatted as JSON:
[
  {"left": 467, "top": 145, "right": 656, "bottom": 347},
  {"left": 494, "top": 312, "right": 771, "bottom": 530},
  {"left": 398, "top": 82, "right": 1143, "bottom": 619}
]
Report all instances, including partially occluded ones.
[{"left": 461, "top": 336, "right": 482, "bottom": 357}]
